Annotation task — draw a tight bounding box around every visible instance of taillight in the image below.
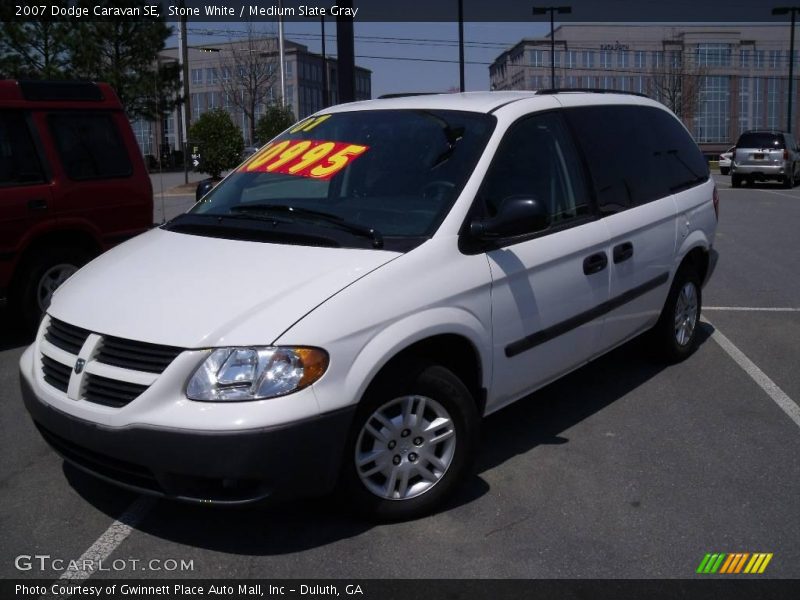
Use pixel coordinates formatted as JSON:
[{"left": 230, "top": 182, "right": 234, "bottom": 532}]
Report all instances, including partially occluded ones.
[
  {"left": 712, "top": 185, "right": 719, "bottom": 220},
  {"left": 784, "top": 149, "right": 789, "bottom": 160}
]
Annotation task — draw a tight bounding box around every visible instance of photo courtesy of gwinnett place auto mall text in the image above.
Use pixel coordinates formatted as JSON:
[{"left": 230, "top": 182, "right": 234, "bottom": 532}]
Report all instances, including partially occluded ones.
[{"left": 1, "top": 0, "right": 798, "bottom": 598}]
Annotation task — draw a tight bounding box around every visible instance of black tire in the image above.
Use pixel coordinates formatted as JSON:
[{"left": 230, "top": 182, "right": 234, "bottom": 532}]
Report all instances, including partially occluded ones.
[
  {"left": 650, "top": 266, "right": 702, "bottom": 364},
  {"left": 13, "top": 246, "right": 92, "bottom": 332},
  {"left": 339, "top": 361, "right": 479, "bottom": 521},
  {"left": 720, "top": 167, "right": 729, "bottom": 175},
  {"left": 731, "top": 174, "right": 742, "bottom": 188},
  {"left": 782, "top": 174, "right": 792, "bottom": 189}
]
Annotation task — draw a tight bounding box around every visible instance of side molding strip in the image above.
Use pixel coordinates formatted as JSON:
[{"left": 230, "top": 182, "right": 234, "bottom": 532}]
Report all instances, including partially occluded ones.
[{"left": 505, "top": 272, "right": 670, "bottom": 358}]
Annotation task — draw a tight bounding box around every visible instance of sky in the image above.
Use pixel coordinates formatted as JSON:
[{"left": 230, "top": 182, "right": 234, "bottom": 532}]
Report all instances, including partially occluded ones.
[{"left": 174, "top": 21, "right": 552, "bottom": 97}]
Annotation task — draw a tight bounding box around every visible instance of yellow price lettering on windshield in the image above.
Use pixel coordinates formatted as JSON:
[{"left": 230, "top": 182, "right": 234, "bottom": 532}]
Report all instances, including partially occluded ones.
[
  {"left": 288, "top": 114, "right": 332, "bottom": 134},
  {"left": 240, "top": 139, "right": 369, "bottom": 180}
]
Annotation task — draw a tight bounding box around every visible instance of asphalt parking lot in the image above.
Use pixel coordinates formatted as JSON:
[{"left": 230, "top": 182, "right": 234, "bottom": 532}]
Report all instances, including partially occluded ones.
[{"left": 1, "top": 173, "right": 798, "bottom": 583}]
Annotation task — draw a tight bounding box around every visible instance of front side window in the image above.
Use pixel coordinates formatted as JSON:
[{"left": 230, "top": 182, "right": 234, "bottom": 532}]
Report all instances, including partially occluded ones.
[
  {"left": 48, "top": 113, "right": 132, "bottom": 180},
  {"left": 477, "top": 112, "right": 590, "bottom": 233},
  {"left": 177, "top": 110, "right": 495, "bottom": 251}
]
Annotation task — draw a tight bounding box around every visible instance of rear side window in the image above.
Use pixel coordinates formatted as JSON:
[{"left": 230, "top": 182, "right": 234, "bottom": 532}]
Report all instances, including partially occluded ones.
[
  {"left": 48, "top": 113, "right": 132, "bottom": 180},
  {"left": 565, "top": 105, "right": 708, "bottom": 214},
  {"left": 736, "top": 132, "right": 784, "bottom": 149},
  {"left": 0, "top": 111, "right": 46, "bottom": 186}
]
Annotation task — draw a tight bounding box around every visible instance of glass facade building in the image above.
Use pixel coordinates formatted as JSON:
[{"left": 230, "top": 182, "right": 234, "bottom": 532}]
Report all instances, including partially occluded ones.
[{"left": 490, "top": 25, "right": 800, "bottom": 152}]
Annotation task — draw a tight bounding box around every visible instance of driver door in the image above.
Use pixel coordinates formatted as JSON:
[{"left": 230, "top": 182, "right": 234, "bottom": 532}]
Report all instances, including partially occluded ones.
[{"left": 481, "top": 111, "right": 611, "bottom": 410}]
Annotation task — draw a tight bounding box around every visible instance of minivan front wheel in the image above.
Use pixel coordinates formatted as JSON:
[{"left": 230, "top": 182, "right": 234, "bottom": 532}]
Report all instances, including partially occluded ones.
[
  {"left": 651, "top": 267, "right": 702, "bottom": 363},
  {"left": 341, "top": 362, "right": 479, "bottom": 520}
]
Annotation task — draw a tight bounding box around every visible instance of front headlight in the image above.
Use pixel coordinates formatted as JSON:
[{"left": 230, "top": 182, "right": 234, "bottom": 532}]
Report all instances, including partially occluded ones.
[{"left": 186, "top": 347, "right": 329, "bottom": 401}]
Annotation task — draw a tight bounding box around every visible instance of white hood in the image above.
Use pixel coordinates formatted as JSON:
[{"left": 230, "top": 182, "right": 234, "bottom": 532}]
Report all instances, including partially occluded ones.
[{"left": 49, "top": 228, "right": 399, "bottom": 348}]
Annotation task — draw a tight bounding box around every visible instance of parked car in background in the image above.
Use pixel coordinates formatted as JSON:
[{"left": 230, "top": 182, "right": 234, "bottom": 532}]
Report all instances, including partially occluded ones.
[
  {"left": 731, "top": 130, "right": 799, "bottom": 188},
  {"left": 21, "top": 91, "right": 718, "bottom": 520},
  {"left": 718, "top": 145, "right": 734, "bottom": 175},
  {"left": 0, "top": 80, "right": 152, "bottom": 330}
]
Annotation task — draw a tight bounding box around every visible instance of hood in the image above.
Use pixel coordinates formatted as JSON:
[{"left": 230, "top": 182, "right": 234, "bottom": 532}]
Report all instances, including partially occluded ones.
[{"left": 49, "top": 228, "right": 399, "bottom": 348}]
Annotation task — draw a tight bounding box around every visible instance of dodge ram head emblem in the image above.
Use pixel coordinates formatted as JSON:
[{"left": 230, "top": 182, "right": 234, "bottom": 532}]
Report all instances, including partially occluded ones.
[{"left": 74, "top": 358, "right": 85, "bottom": 374}]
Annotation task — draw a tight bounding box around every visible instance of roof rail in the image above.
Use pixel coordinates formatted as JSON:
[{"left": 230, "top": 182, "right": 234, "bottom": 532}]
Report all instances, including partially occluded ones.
[
  {"left": 378, "top": 92, "right": 441, "bottom": 99},
  {"left": 535, "top": 88, "right": 649, "bottom": 99},
  {"left": 18, "top": 80, "right": 104, "bottom": 102}
]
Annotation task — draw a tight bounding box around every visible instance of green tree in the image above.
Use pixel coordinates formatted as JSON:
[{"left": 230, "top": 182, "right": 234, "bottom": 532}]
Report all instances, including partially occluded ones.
[
  {"left": 0, "top": 1, "right": 72, "bottom": 79},
  {"left": 189, "top": 109, "right": 244, "bottom": 179},
  {"left": 67, "top": 2, "right": 181, "bottom": 120},
  {"left": 255, "top": 105, "right": 296, "bottom": 144}
]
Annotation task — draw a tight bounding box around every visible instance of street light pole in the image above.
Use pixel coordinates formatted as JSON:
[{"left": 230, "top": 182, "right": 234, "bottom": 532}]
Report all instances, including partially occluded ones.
[
  {"left": 458, "top": 0, "right": 465, "bottom": 92},
  {"left": 532, "top": 5, "right": 571, "bottom": 89},
  {"left": 773, "top": 7, "right": 799, "bottom": 133}
]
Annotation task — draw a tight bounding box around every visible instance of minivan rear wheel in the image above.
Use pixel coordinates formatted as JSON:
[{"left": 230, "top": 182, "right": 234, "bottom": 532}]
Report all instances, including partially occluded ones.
[
  {"left": 650, "top": 267, "right": 702, "bottom": 363},
  {"left": 340, "top": 361, "right": 479, "bottom": 521}
]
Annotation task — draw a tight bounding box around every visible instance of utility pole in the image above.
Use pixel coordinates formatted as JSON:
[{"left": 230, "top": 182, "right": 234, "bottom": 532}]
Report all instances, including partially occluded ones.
[
  {"left": 458, "top": 0, "right": 465, "bottom": 92},
  {"left": 336, "top": 0, "right": 356, "bottom": 103},
  {"left": 321, "top": 16, "right": 329, "bottom": 107},
  {"left": 532, "top": 5, "right": 572, "bottom": 88},
  {"left": 178, "top": 1, "right": 190, "bottom": 184},
  {"left": 773, "top": 6, "right": 799, "bottom": 133},
  {"left": 278, "top": 0, "right": 286, "bottom": 105}
]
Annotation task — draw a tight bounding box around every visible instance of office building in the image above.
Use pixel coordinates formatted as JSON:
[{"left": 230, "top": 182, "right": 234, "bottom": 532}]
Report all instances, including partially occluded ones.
[{"left": 489, "top": 25, "right": 799, "bottom": 153}]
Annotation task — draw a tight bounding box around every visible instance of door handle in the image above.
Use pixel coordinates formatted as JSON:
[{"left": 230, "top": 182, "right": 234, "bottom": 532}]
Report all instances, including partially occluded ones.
[
  {"left": 27, "top": 197, "right": 48, "bottom": 211},
  {"left": 583, "top": 252, "right": 608, "bottom": 275},
  {"left": 613, "top": 241, "right": 634, "bottom": 263}
]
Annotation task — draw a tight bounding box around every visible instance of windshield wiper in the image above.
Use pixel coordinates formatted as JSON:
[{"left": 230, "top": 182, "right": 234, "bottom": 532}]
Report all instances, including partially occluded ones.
[{"left": 229, "top": 204, "right": 384, "bottom": 249}]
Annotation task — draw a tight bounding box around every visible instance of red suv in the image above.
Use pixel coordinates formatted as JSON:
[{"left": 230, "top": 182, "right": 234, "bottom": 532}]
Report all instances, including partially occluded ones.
[{"left": 0, "top": 80, "right": 152, "bottom": 330}]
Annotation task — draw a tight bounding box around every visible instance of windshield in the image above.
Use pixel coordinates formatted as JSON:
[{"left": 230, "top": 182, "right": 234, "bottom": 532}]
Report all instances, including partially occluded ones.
[{"left": 182, "top": 109, "right": 495, "bottom": 251}]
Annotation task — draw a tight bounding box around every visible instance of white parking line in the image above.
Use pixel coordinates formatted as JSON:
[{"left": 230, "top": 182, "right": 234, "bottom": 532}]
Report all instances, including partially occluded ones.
[
  {"left": 704, "top": 307, "right": 800, "bottom": 312},
  {"left": 705, "top": 319, "right": 800, "bottom": 430},
  {"left": 46, "top": 496, "right": 155, "bottom": 598}
]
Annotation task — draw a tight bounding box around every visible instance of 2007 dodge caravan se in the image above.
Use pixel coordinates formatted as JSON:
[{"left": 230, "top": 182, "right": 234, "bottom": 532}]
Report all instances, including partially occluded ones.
[{"left": 20, "top": 91, "right": 718, "bottom": 520}]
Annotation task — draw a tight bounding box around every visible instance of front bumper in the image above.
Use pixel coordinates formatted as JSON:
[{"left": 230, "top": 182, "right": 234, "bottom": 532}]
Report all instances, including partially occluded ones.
[{"left": 21, "top": 375, "right": 356, "bottom": 505}]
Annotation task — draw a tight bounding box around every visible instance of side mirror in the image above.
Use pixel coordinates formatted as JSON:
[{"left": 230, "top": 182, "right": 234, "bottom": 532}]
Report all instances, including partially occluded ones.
[{"left": 470, "top": 196, "right": 550, "bottom": 238}]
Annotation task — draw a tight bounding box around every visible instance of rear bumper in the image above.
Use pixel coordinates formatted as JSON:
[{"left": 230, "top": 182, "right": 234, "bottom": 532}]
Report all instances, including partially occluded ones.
[
  {"left": 21, "top": 374, "right": 356, "bottom": 505},
  {"left": 731, "top": 163, "right": 788, "bottom": 179}
]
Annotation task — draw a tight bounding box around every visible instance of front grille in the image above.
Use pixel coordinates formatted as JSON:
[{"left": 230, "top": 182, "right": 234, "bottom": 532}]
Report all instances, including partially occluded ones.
[
  {"left": 45, "top": 318, "right": 91, "bottom": 354},
  {"left": 83, "top": 374, "right": 150, "bottom": 408},
  {"left": 96, "top": 336, "right": 182, "bottom": 374},
  {"left": 41, "top": 355, "right": 71, "bottom": 392}
]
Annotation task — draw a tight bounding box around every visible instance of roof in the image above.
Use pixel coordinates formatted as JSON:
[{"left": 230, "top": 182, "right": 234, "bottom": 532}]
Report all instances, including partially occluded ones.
[{"left": 323, "top": 90, "right": 663, "bottom": 115}]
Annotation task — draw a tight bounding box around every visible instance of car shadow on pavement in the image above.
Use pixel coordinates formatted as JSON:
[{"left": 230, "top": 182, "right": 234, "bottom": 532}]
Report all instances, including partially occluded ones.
[{"left": 62, "top": 325, "right": 713, "bottom": 555}]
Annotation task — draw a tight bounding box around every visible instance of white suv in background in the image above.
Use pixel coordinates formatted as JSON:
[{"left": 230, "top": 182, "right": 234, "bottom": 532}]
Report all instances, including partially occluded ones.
[{"left": 20, "top": 91, "right": 719, "bottom": 520}]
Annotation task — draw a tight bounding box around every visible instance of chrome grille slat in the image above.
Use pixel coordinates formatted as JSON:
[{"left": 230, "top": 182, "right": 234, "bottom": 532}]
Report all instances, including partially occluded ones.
[
  {"left": 96, "top": 336, "right": 182, "bottom": 374},
  {"left": 45, "top": 319, "right": 91, "bottom": 354},
  {"left": 41, "top": 355, "right": 71, "bottom": 393},
  {"left": 83, "top": 374, "right": 149, "bottom": 408}
]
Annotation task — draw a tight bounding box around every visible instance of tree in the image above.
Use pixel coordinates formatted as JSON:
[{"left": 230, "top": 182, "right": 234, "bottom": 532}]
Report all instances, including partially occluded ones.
[
  {"left": 0, "top": 1, "right": 72, "bottom": 79},
  {"left": 67, "top": 1, "right": 181, "bottom": 120},
  {"left": 189, "top": 109, "right": 244, "bottom": 179},
  {"left": 649, "top": 48, "right": 705, "bottom": 122},
  {"left": 255, "top": 105, "right": 296, "bottom": 144},
  {"left": 217, "top": 24, "right": 280, "bottom": 145}
]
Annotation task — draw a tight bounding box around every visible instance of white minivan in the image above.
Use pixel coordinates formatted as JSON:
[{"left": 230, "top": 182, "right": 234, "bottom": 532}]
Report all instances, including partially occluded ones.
[{"left": 20, "top": 91, "right": 718, "bottom": 520}]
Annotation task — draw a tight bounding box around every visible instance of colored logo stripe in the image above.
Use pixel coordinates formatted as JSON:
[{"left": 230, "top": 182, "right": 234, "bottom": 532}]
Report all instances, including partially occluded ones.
[{"left": 697, "top": 553, "right": 773, "bottom": 574}]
